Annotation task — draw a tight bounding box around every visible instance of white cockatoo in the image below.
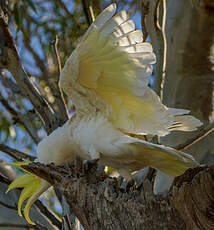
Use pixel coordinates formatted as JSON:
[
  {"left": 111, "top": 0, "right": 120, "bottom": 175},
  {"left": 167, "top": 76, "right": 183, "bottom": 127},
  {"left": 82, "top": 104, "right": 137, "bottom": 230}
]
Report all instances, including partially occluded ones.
[{"left": 7, "top": 4, "right": 202, "bottom": 225}]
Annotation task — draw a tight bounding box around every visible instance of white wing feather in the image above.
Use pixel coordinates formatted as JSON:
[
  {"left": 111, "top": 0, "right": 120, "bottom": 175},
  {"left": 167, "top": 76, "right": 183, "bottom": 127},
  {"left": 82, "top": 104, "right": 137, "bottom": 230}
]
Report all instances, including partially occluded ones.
[{"left": 60, "top": 4, "right": 202, "bottom": 136}]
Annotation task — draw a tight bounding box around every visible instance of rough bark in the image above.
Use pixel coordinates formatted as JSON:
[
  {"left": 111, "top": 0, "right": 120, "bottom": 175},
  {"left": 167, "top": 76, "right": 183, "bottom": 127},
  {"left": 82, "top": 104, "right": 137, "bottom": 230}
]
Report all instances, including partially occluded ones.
[{"left": 23, "top": 162, "right": 214, "bottom": 230}]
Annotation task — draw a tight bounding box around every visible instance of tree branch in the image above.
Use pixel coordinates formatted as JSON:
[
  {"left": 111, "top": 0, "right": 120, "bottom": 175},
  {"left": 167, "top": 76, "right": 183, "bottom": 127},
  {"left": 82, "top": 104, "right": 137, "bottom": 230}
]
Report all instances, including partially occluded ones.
[
  {"left": 22, "top": 29, "right": 68, "bottom": 126},
  {"left": 154, "top": 0, "right": 167, "bottom": 100},
  {"left": 50, "top": 35, "right": 69, "bottom": 122},
  {"left": 0, "top": 71, "right": 25, "bottom": 96},
  {"left": 0, "top": 144, "right": 35, "bottom": 161},
  {"left": 0, "top": 8, "right": 58, "bottom": 134},
  {"left": 176, "top": 122, "right": 214, "bottom": 150},
  {"left": 0, "top": 92, "right": 40, "bottom": 144},
  {"left": 0, "top": 223, "right": 37, "bottom": 229},
  {"left": 52, "top": 35, "right": 62, "bottom": 78},
  {"left": 81, "top": 0, "right": 95, "bottom": 26},
  {"left": 0, "top": 222, "right": 49, "bottom": 230},
  {"left": 0, "top": 172, "right": 11, "bottom": 185},
  {"left": 34, "top": 199, "right": 62, "bottom": 230},
  {"left": 0, "top": 200, "right": 17, "bottom": 211},
  {"left": 141, "top": 2, "right": 150, "bottom": 41},
  {"left": 23, "top": 162, "right": 214, "bottom": 230},
  {"left": 141, "top": 0, "right": 167, "bottom": 99}
]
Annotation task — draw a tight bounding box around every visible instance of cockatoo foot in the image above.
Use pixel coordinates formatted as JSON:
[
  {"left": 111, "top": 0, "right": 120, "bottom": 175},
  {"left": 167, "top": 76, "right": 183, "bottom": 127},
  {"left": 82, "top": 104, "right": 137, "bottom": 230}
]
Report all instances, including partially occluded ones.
[
  {"left": 120, "top": 178, "right": 135, "bottom": 191},
  {"left": 119, "top": 168, "right": 153, "bottom": 190},
  {"left": 89, "top": 149, "right": 100, "bottom": 160},
  {"left": 83, "top": 159, "right": 99, "bottom": 173},
  {"left": 133, "top": 167, "right": 152, "bottom": 188}
]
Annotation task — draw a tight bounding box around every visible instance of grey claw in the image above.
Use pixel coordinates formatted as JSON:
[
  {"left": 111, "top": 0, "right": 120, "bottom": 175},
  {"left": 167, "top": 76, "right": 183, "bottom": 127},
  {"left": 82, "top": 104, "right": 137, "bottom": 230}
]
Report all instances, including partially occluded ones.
[{"left": 83, "top": 159, "right": 99, "bottom": 172}]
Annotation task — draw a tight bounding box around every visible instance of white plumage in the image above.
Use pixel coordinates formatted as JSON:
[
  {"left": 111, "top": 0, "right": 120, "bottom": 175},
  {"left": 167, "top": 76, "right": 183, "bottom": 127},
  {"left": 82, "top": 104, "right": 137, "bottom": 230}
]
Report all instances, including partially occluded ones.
[
  {"left": 7, "top": 3, "right": 202, "bottom": 225},
  {"left": 59, "top": 3, "right": 201, "bottom": 136}
]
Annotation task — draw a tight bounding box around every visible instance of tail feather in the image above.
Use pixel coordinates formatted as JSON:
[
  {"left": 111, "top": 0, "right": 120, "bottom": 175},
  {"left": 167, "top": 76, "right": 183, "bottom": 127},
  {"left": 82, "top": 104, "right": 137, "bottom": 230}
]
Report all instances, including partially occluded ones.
[
  {"left": 170, "top": 115, "right": 203, "bottom": 131},
  {"left": 130, "top": 140, "right": 199, "bottom": 177},
  {"left": 153, "top": 158, "right": 194, "bottom": 177},
  {"left": 168, "top": 108, "right": 203, "bottom": 131}
]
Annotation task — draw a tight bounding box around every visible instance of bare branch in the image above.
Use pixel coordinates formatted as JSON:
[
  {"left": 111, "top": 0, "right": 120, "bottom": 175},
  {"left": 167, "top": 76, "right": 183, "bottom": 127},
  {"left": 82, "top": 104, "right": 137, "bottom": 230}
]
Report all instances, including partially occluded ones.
[
  {"left": 0, "top": 93, "right": 40, "bottom": 144},
  {"left": 141, "top": 0, "right": 167, "bottom": 99},
  {"left": 0, "top": 223, "right": 34, "bottom": 229},
  {"left": 22, "top": 25, "right": 68, "bottom": 125},
  {"left": 34, "top": 199, "right": 62, "bottom": 230},
  {"left": 0, "top": 222, "right": 49, "bottom": 230},
  {"left": 57, "top": 0, "right": 71, "bottom": 17},
  {"left": 0, "top": 9, "right": 58, "bottom": 134},
  {"left": 52, "top": 35, "right": 62, "bottom": 77},
  {"left": 81, "top": 0, "right": 95, "bottom": 26},
  {"left": 154, "top": 0, "right": 167, "bottom": 100},
  {"left": 50, "top": 35, "right": 69, "bottom": 122},
  {"left": 141, "top": 2, "right": 150, "bottom": 41},
  {"left": 176, "top": 122, "right": 214, "bottom": 151},
  {"left": 0, "top": 144, "right": 35, "bottom": 161},
  {"left": 23, "top": 40, "right": 46, "bottom": 75},
  {"left": 0, "top": 71, "right": 25, "bottom": 96},
  {"left": 57, "top": 0, "right": 82, "bottom": 31},
  {"left": 0, "top": 200, "right": 17, "bottom": 211},
  {"left": 0, "top": 172, "right": 11, "bottom": 185}
]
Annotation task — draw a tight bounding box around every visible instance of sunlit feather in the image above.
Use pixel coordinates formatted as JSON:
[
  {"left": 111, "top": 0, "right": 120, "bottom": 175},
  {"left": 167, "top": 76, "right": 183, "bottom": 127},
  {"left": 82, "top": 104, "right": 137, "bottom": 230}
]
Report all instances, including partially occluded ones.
[
  {"left": 6, "top": 161, "right": 45, "bottom": 225},
  {"left": 6, "top": 4, "right": 203, "bottom": 226}
]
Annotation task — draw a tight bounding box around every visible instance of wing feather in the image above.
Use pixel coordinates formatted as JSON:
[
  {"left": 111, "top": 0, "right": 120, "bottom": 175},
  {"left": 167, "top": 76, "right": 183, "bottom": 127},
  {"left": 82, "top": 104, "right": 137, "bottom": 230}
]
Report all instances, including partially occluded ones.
[
  {"left": 120, "top": 42, "right": 153, "bottom": 53},
  {"left": 100, "top": 10, "right": 128, "bottom": 36},
  {"left": 60, "top": 4, "right": 202, "bottom": 136},
  {"left": 117, "top": 30, "right": 144, "bottom": 46},
  {"left": 112, "top": 20, "right": 135, "bottom": 39},
  {"left": 168, "top": 108, "right": 203, "bottom": 131},
  {"left": 93, "top": 3, "right": 117, "bottom": 29}
]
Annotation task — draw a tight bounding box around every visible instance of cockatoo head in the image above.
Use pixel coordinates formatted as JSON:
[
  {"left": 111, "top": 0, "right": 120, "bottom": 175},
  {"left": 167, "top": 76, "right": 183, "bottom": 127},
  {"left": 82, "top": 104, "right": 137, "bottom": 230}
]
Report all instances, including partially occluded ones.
[{"left": 6, "top": 120, "right": 73, "bottom": 224}]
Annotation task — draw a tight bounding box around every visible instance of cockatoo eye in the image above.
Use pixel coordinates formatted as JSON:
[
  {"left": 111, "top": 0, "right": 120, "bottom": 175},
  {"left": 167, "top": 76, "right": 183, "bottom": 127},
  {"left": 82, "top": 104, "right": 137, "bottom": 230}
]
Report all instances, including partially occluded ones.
[{"left": 6, "top": 161, "right": 42, "bottom": 225}]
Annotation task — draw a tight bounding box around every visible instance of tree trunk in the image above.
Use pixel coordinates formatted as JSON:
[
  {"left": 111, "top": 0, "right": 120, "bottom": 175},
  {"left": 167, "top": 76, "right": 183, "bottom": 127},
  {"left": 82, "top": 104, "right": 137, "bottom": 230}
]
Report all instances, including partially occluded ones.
[
  {"left": 160, "top": 0, "right": 214, "bottom": 163},
  {"left": 146, "top": 0, "right": 214, "bottom": 194},
  {"left": 24, "top": 162, "right": 214, "bottom": 230}
]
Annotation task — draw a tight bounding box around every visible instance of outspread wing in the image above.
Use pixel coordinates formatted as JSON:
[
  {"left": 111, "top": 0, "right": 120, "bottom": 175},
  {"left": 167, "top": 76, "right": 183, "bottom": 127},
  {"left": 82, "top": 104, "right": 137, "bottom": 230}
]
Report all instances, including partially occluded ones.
[{"left": 60, "top": 4, "right": 202, "bottom": 136}]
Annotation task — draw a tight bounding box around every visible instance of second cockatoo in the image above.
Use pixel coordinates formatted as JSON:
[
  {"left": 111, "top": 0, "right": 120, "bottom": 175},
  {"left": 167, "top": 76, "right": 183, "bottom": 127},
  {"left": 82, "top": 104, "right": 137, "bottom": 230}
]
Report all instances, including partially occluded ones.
[{"left": 7, "top": 3, "right": 202, "bottom": 225}]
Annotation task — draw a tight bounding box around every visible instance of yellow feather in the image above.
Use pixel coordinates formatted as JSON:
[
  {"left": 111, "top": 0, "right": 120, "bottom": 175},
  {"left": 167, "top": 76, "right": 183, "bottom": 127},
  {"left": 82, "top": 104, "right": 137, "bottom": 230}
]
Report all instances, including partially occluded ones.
[
  {"left": 17, "top": 177, "right": 41, "bottom": 218},
  {"left": 6, "top": 173, "right": 35, "bottom": 193},
  {"left": 6, "top": 161, "right": 43, "bottom": 225},
  {"left": 129, "top": 142, "right": 198, "bottom": 177},
  {"left": 8, "top": 161, "right": 32, "bottom": 173},
  {"left": 74, "top": 23, "right": 169, "bottom": 135}
]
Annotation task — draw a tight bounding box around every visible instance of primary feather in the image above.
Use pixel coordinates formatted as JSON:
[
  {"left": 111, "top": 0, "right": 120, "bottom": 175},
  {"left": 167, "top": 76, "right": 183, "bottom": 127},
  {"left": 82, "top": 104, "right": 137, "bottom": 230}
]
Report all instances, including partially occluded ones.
[
  {"left": 7, "top": 3, "right": 202, "bottom": 225},
  {"left": 60, "top": 4, "right": 201, "bottom": 136}
]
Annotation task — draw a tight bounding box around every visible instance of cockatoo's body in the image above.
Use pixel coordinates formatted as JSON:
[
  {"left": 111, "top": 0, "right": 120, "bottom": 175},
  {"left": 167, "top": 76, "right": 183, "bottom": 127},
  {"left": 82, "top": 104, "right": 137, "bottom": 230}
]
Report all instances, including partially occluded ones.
[
  {"left": 38, "top": 113, "right": 199, "bottom": 179},
  {"left": 7, "top": 4, "right": 202, "bottom": 225}
]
